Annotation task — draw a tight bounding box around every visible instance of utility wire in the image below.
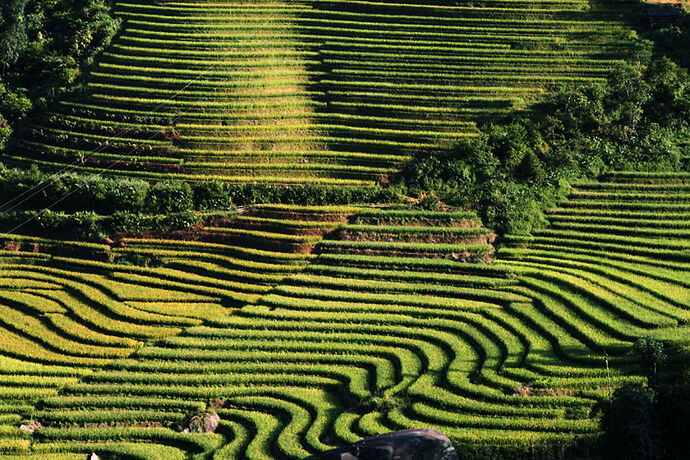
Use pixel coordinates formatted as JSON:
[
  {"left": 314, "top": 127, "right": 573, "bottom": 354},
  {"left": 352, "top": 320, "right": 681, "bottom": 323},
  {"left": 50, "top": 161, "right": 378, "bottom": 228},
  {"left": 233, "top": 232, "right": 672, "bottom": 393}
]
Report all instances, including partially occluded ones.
[
  {"left": 2, "top": 0, "right": 316, "bottom": 235},
  {"left": 0, "top": 0, "right": 314, "bottom": 213}
]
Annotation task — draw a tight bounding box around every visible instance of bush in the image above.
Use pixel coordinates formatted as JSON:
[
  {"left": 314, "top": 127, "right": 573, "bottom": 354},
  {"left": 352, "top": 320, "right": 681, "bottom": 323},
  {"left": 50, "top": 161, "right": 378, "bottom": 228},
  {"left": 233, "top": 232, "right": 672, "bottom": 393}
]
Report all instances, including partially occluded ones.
[
  {"left": 0, "top": 208, "right": 205, "bottom": 239},
  {"left": 402, "top": 137, "right": 496, "bottom": 197},
  {"left": 67, "top": 210, "right": 101, "bottom": 239},
  {"left": 0, "top": 85, "right": 31, "bottom": 122},
  {"left": 144, "top": 181, "right": 193, "bottom": 214},
  {"left": 193, "top": 180, "right": 230, "bottom": 211},
  {"left": 397, "top": 52, "right": 690, "bottom": 234},
  {"left": 657, "top": 381, "right": 690, "bottom": 460},
  {"left": 100, "top": 211, "right": 147, "bottom": 235},
  {"left": 0, "top": 166, "right": 405, "bottom": 215},
  {"left": 159, "top": 210, "right": 200, "bottom": 230},
  {"left": 600, "top": 384, "right": 661, "bottom": 460},
  {"left": 0, "top": 167, "right": 150, "bottom": 214},
  {"left": 474, "top": 180, "right": 547, "bottom": 234},
  {"left": 226, "top": 183, "right": 402, "bottom": 206},
  {"left": 62, "top": 175, "right": 148, "bottom": 214}
]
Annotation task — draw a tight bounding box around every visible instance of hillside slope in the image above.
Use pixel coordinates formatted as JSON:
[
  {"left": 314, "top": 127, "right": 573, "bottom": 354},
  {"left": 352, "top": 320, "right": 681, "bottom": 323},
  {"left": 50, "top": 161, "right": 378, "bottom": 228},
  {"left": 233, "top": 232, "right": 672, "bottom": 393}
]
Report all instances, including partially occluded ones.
[
  {"left": 5, "top": 0, "right": 635, "bottom": 183},
  {"left": 0, "top": 173, "right": 687, "bottom": 457}
]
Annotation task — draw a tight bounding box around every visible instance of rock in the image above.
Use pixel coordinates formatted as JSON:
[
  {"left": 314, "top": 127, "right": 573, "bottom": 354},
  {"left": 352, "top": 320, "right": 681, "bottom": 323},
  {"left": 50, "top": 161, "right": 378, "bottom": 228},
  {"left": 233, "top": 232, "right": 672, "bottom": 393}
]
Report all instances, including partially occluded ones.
[
  {"left": 89, "top": 453, "right": 101, "bottom": 460},
  {"left": 2, "top": 240, "right": 20, "bottom": 252},
  {"left": 18, "top": 420, "right": 42, "bottom": 435},
  {"left": 203, "top": 412, "right": 220, "bottom": 433},
  {"left": 319, "top": 428, "right": 459, "bottom": 460},
  {"left": 186, "top": 411, "right": 220, "bottom": 433}
]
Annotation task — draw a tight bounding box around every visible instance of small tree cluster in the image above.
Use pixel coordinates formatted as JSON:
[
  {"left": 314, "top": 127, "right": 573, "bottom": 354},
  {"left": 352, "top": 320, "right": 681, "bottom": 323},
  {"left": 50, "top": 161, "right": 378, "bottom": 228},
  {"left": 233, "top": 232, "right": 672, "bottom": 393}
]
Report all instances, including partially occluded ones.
[
  {"left": 400, "top": 49, "right": 690, "bottom": 234},
  {"left": 600, "top": 337, "right": 690, "bottom": 460},
  {"left": 601, "top": 380, "right": 690, "bottom": 460},
  {"left": 0, "top": 0, "right": 120, "bottom": 148}
]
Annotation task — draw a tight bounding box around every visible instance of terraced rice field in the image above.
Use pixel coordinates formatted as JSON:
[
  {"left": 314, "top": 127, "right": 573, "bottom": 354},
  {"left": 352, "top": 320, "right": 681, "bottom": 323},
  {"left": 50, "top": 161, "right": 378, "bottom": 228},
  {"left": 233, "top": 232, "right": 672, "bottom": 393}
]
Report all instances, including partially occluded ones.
[
  {"left": 0, "top": 172, "right": 687, "bottom": 457},
  {"left": 5, "top": 0, "right": 636, "bottom": 184},
  {"left": 0, "top": 0, "right": 686, "bottom": 457}
]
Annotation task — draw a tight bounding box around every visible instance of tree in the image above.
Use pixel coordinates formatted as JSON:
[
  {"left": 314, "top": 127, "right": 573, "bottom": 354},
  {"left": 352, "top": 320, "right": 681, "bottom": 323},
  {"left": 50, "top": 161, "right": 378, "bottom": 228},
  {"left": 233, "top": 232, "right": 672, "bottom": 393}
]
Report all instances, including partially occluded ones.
[
  {"left": 514, "top": 150, "right": 546, "bottom": 183},
  {"left": 0, "top": 115, "right": 10, "bottom": 149},
  {"left": 656, "top": 380, "right": 690, "bottom": 460},
  {"left": 400, "top": 136, "right": 495, "bottom": 197},
  {"left": 0, "top": 0, "right": 120, "bottom": 153},
  {"left": 634, "top": 336, "right": 666, "bottom": 388},
  {"left": 600, "top": 384, "right": 662, "bottom": 460},
  {"left": 0, "top": 0, "right": 28, "bottom": 71}
]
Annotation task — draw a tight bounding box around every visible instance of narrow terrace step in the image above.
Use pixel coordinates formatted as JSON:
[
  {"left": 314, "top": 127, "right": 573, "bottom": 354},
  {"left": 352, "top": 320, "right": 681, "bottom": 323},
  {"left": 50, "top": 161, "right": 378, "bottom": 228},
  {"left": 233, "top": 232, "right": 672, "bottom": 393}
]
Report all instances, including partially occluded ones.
[
  {"left": 219, "top": 216, "right": 342, "bottom": 236},
  {"left": 248, "top": 205, "right": 362, "bottom": 222},
  {"left": 317, "top": 240, "right": 494, "bottom": 261},
  {"left": 338, "top": 224, "right": 495, "bottom": 245},
  {"left": 601, "top": 171, "right": 690, "bottom": 184}
]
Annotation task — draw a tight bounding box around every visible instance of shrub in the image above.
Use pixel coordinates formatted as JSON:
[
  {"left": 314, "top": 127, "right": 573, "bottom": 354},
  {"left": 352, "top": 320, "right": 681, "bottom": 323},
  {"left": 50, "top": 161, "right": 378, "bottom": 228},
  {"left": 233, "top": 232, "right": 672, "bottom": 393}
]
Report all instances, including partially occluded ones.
[
  {"left": 144, "top": 181, "right": 193, "bottom": 214},
  {"left": 0, "top": 167, "right": 151, "bottom": 214},
  {"left": 67, "top": 210, "right": 101, "bottom": 240},
  {"left": 160, "top": 210, "right": 200, "bottom": 230},
  {"left": 62, "top": 175, "right": 148, "bottom": 214},
  {"left": 226, "top": 184, "right": 401, "bottom": 206},
  {"left": 193, "top": 180, "right": 230, "bottom": 211},
  {"left": 600, "top": 384, "right": 661, "bottom": 460},
  {"left": 401, "top": 136, "right": 496, "bottom": 197},
  {"left": 657, "top": 381, "right": 690, "bottom": 460},
  {"left": 474, "top": 179, "right": 548, "bottom": 235},
  {"left": 634, "top": 336, "right": 667, "bottom": 388},
  {"left": 0, "top": 209, "right": 206, "bottom": 239},
  {"left": 100, "top": 211, "right": 147, "bottom": 235},
  {"left": 0, "top": 85, "right": 31, "bottom": 122}
]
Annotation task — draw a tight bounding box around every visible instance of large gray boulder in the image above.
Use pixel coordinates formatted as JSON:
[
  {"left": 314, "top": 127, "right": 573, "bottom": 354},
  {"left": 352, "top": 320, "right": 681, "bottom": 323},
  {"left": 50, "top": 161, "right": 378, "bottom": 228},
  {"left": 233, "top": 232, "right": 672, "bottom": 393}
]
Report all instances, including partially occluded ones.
[{"left": 319, "top": 428, "right": 459, "bottom": 460}]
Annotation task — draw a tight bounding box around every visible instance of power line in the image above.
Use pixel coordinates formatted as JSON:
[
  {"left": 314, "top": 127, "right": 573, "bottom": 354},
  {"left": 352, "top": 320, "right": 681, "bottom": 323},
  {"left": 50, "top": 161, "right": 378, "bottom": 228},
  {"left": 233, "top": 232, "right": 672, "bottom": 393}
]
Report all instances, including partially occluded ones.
[
  {"left": 0, "top": 0, "right": 315, "bottom": 214},
  {"left": 2, "top": 0, "right": 316, "bottom": 235},
  {"left": 0, "top": 62, "right": 225, "bottom": 214}
]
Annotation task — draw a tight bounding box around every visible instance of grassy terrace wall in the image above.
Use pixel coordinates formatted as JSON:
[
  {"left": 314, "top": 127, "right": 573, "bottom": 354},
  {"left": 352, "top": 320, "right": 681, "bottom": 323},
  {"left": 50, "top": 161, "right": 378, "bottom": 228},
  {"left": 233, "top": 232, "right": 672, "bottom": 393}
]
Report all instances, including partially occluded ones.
[
  {"left": 0, "top": 173, "right": 687, "bottom": 458},
  {"left": 3, "top": 0, "right": 636, "bottom": 184}
]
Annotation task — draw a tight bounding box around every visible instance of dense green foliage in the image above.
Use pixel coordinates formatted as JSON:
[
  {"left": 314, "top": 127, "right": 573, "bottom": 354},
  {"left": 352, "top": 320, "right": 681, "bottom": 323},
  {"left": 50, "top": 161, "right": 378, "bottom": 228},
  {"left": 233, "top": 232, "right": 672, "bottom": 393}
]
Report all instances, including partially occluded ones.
[
  {"left": 0, "top": 209, "right": 210, "bottom": 240},
  {"left": 401, "top": 49, "right": 690, "bottom": 233},
  {"left": 600, "top": 384, "right": 661, "bottom": 460},
  {"left": 0, "top": 165, "right": 402, "bottom": 214},
  {"left": 657, "top": 380, "right": 690, "bottom": 460},
  {"left": 226, "top": 183, "right": 401, "bottom": 207},
  {"left": 638, "top": 8, "right": 690, "bottom": 69},
  {"left": 601, "top": 378, "right": 690, "bottom": 460},
  {"left": 0, "top": 0, "right": 119, "bottom": 148}
]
